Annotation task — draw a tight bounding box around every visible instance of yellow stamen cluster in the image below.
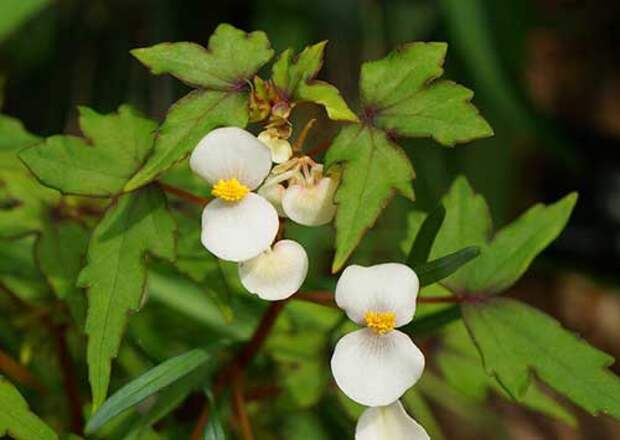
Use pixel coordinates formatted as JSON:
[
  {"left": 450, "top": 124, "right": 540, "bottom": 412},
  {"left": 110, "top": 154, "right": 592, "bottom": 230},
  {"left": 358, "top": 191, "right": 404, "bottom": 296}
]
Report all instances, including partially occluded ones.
[
  {"left": 212, "top": 178, "right": 249, "bottom": 202},
  {"left": 364, "top": 311, "right": 396, "bottom": 335}
]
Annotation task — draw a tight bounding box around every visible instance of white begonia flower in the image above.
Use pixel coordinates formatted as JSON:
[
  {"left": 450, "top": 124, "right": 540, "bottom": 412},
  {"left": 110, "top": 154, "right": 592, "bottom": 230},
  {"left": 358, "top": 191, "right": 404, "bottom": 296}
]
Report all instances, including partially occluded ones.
[
  {"left": 238, "top": 239, "right": 308, "bottom": 301},
  {"left": 330, "top": 263, "right": 425, "bottom": 407},
  {"left": 258, "top": 129, "right": 293, "bottom": 164},
  {"left": 356, "top": 401, "right": 430, "bottom": 440},
  {"left": 190, "top": 127, "right": 279, "bottom": 262},
  {"left": 282, "top": 175, "right": 337, "bottom": 226}
]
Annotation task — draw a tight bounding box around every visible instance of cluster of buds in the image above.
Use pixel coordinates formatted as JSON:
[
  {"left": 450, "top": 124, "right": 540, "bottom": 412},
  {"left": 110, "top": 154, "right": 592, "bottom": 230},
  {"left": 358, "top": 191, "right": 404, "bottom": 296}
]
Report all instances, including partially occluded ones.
[{"left": 248, "top": 76, "right": 294, "bottom": 164}]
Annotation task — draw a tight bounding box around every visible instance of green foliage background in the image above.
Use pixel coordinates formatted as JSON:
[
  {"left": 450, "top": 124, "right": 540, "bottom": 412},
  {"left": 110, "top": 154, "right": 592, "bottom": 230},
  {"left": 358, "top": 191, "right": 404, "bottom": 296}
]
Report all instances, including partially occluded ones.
[{"left": 1, "top": 1, "right": 619, "bottom": 439}]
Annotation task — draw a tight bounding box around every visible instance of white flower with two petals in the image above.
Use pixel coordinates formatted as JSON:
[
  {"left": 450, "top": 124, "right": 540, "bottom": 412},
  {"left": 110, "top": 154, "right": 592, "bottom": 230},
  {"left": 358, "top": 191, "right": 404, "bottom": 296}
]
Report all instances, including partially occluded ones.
[
  {"left": 330, "top": 263, "right": 425, "bottom": 407},
  {"left": 356, "top": 400, "right": 429, "bottom": 440},
  {"left": 190, "top": 127, "right": 308, "bottom": 300}
]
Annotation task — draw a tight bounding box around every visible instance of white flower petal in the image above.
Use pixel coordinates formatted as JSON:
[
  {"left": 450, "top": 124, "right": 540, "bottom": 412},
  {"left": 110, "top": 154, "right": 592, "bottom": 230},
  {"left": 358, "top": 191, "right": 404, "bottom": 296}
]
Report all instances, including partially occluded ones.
[
  {"left": 190, "top": 127, "right": 272, "bottom": 189},
  {"left": 238, "top": 239, "right": 308, "bottom": 301},
  {"left": 356, "top": 401, "right": 430, "bottom": 440},
  {"left": 258, "top": 131, "right": 293, "bottom": 164},
  {"left": 282, "top": 177, "right": 337, "bottom": 226},
  {"left": 335, "top": 263, "right": 419, "bottom": 327},
  {"left": 331, "top": 328, "right": 425, "bottom": 407},
  {"left": 201, "top": 193, "right": 278, "bottom": 262},
  {"left": 257, "top": 183, "right": 286, "bottom": 217}
]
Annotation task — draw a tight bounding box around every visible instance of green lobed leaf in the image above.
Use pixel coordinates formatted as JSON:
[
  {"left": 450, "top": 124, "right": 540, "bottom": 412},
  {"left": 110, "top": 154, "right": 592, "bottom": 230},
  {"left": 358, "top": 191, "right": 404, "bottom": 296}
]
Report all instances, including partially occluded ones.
[
  {"left": 35, "top": 220, "right": 89, "bottom": 325},
  {"left": 0, "top": 0, "right": 50, "bottom": 42},
  {"left": 272, "top": 42, "right": 358, "bottom": 121},
  {"left": 469, "top": 192, "right": 578, "bottom": 293},
  {"left": 361, "top": 42, "right": 493, "bottom": 145},
  {"left": 463, "top": 298, "right": 620, "bottom": 420},
  {"left": 126, "top": 24, "right": 274, "bottom": 191},
  {"left": 86, "top": 349, "right": 210, "bottom": 434},
  {"left": 124, "top": 90, "right": 247, "bottom": 192},
  {"left": 437, "top": 321, "right": 576, "bottom": 426},
  {"left": 0, "top": 378, "right": 58, "bottom": 440},
  {"left": 79, "top": 185, "right": 176, "bottom": 411},
  {"left": 20, "top": 105, "right": 156, "bottom": 197},
  {"left": 325, "top": 124, "right": 414, "bottom": 272},
  {"left": 131, "top": 24, "right": 273, "bottom": 90},
  {"left": 431, "top": 176, "right": 576, "bottom": 293}
]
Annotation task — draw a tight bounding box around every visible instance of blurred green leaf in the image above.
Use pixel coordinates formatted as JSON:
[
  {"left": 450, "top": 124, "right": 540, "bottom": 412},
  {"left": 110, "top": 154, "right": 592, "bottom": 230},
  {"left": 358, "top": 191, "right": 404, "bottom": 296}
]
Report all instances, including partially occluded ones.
[
  {"left": 0, "top": 235, "right": 50, "bottom": 303},
  {"left": 0, "top": 0, "right": 49, "bottom": 42},
  {"left": 35, "top": 220, "right": 89, "bottom": 325},
  {"left": 126, "top": 23, "right": 273, "bottom": 191},
  {"left": 86, "top": 349, "right": 210, "bottom": 434},
  {"left": 463, "top": 298, "right": 620, "bottom": 421},
  {"left": 281, "top": 413, "right": 330, "bottom": 440},
  {"left": 402, "top": 388, "right": 445, "bottom": 440},
  {"left": 361, "top": 42, "right": 493, "bottom": 145},
  {"left": 268, "top": 301, "right": 341, "bottom": 408},
  {"left": 20, "top": 105, "right": 156, "bottom": 197},
  {"left": 204, "top": 391, "right": 226, "bottom": 440},
  {"left": 0, "top": 114, "right": 57, "bottom": 238},
  {"left": 407, "top": 203, "right": 445, "bottom": 266},
  {"left": 326, "top": 124, "right": 414, "bottom": 272},
  {"left": 147, "top": 267, "right": 259, "bottom": 341},
  {"left": 272, "top": 42, "right": 358, "bottom": 121},
  {"left": 79, "top": 185, "right": 176, "bottom": 411},
  {"left": 414, "top": 245, "right": 480, "bottom": 286},
  {"left": 0, "top": 377, "right": 57, "bottom": 440},
  {"left": 174, "top": 212, "right": 234, "bottom": 321}
]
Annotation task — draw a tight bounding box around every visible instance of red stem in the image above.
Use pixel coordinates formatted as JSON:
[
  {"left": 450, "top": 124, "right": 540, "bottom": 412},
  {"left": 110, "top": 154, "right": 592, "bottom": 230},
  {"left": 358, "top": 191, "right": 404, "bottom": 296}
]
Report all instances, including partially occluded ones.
[
  {"left": 51, "top": 323, "right": 84, "bottom": 435},
  {"left": 159, "top": 182, "right": 210, "bottom": 206},
  {"left": 190, "top": 301, "right": 287, "bottom": 440},
  {"left": 295, "top": 291, "right": 472, "bottom": 307}
]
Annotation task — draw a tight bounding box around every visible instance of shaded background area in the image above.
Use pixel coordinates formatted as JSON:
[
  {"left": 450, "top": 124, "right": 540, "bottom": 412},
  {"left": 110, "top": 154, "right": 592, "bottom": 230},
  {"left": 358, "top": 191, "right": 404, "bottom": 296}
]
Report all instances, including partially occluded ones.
[{"left": 2, "top": 0, "right": 620, "bottom": 438}]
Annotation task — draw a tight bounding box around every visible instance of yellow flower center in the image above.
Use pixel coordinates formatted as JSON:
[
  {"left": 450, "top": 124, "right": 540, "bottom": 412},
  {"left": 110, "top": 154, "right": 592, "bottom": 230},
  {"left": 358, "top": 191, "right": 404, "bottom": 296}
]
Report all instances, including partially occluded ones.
[
  {"left": 212, "top": 178, "right": 249, "bottom": 202},
  {"left": 364, "top": 311, "right": 396, "bottom": 335}
]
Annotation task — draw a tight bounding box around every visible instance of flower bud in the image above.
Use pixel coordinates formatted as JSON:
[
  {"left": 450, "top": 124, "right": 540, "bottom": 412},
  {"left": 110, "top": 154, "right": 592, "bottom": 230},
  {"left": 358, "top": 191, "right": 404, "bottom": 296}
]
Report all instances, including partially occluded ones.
[{"left": 258, "top": 129, "right": 293, "bottom": 164}]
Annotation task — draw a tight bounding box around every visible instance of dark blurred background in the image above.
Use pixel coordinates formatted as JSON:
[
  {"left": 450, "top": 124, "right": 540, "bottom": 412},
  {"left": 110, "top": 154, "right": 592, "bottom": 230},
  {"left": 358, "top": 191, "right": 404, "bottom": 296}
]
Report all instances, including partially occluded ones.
[{"left": 2, "top": 0, "right": 620, "bottom": 438}]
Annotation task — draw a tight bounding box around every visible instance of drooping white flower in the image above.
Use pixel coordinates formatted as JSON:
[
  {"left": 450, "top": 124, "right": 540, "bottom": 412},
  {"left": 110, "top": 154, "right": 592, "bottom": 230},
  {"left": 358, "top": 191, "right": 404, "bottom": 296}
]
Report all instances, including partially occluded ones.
[
  {"left": 190, "top": 127, "right": 278, "bottom": 262},
  {"left": 330, "top": 263, "right": 425, "bottom": 407},
  {"left": 356, "top": 401, "right": 430, "bottom": 440},
  {"left": 259, "top": 156, "right": 337, "bottom": 226},
  {"left": 258, "top": 129, "right": 293, "bottom": 164},
  {"left": 282, "top": 174, "right": 337, "bottom": 226},
  {"left": 257, "top": 182, "right": 286, "bottom": 217},
  {"left": 238, "top": 239, "right": 308, "bottom": 301}
]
